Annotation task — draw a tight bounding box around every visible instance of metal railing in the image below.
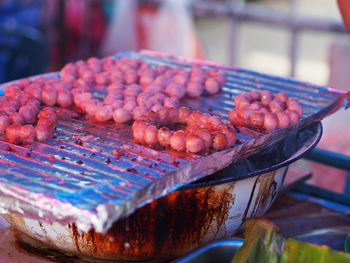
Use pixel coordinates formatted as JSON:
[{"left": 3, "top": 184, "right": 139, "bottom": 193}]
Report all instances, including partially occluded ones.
[{"left": 190, "top": 0, "right": 346, "bottom": 77}]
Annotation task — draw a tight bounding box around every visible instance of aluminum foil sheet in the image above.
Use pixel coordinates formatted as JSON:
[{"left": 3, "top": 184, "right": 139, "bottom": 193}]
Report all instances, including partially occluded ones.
[{"left": 0, "top": 51, "right": 348, "bottom": 233}]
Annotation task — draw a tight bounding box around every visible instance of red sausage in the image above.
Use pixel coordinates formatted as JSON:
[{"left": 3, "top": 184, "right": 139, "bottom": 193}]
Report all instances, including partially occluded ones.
[
  {"left": 6, "top": 124, "right": 21, "bottom": 143},
  {"left": 269, "top": 100, "right": 285, "bottom": 114},
  {"left": 194, "top": 128, "right": 213, "bottom": 149},
  {"left": 20, "top": 125, "right": 36, "bottom": 144},
  {"left": 0, "top": 115, "right": 10, "bottom": 134},
  {"left": 186, "top": 81, "right": 204, "bottom": 98},
  {"left": 260, "top": 90, "right": 273, "bottom": 106},
  {"left": 186, "top": 135, "right": 204, "bottom": 153},
  {"left": 263, "top": 112, "right": 278, "bottom": 131},
  {"left": 113, "top": 108, "right": 132, "bottom": 124},
  {"left": 9, "top": 113, "right": 25, "bottom": 125},
  {"left": 132, "top": 121, "right": 147, "bottom": 143},
  {"left": 212, "top": 132, "right": 227, "bottom": 150},
  {"left": 250, "top": 111, "right": 265, "bottom": 128},
  {"left": 178, "top": 107, "right": 191, "bottom": 124},
  {"left": 158, "top": 127, "right": 173, "bottom": 147},
  {"left": 170, "top": 130, "right": 186, "bottom": 151},
  {"left": 165, "top": 83, "right": 186, "bottom": 99},
  {"left": 41, "top": 85, "right": 58, "bottom": 106},
  {"left": 204, "top": 78, "right": 220, "bottom": 94},
  {"left": 276, "top": 112, "right": 290, "bottom": 128},
  {"left": 57, "top": 90, "right": 73, "bottom": 108},
  {"left": 144, "top": 125, "right": 158, "bottom": 145}
]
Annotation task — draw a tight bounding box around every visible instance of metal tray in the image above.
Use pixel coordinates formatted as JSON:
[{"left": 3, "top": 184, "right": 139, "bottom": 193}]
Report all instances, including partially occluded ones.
[
  {"left": 174, "top": 239, "right": 244, "bottom": 263},
  {"left": 0, "top": 51, "right": 347, "bottom": 233}
]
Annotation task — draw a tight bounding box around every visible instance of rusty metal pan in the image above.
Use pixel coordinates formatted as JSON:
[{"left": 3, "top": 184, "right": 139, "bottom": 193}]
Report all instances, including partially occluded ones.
[{"left": 0, "top": 51, "right": 348, "bottom": 234}]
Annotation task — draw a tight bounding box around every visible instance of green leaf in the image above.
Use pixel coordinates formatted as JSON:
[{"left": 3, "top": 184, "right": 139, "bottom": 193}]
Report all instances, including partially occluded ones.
[
  {"left": 345, "top": 233, "right": 350, "bottom": 253},
  {"left": 232, "top": 219, "right": 350, "bottom": 263}
]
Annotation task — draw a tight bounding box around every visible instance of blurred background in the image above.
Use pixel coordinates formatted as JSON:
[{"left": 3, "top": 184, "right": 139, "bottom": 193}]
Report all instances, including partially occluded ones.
[{"left": 0, "top": 0, "right": 349, "bottom": 192}]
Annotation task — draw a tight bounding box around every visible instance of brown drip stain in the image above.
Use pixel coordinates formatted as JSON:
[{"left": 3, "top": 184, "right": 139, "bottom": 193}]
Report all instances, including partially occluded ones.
[
  {"left": 239, "top": 176, "right": 259, "bottom": 230},
  {"left": 68, "top": 184, "right": 235, "bottom": 261},
  {"left": 251, "top": 171, "right": 278, "bottom": 217}
]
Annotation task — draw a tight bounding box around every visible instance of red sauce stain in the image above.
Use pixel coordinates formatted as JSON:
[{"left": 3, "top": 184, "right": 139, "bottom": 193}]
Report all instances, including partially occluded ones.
[
  {"left": 6, "top": 146, "right": 14, "bottom": 152},
  {"left": 75, "top": 139, "right": 83, "bottom": 146},
  {"left": 48, "top": 155, "right": 56, "bottom": 162},
  {"left": 113, "top": 150, "right": 124, "bottom": 160},
  {"left": 126, "top": 168, "right": 138, "bottom": 174}
]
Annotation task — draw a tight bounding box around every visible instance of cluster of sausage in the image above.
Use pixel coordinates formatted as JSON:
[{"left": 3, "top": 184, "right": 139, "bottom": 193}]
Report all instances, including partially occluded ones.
[
  {"left": 61, "top": 57, "right": 226, "bottom": 123},
  {"left": 228, "top": 90, "right": 304, "bottom": 131},
  {"left": 1, "top": 56, "right": 227, "bottom": 144},
  {"left": 1, "top": 83, "right": 58, "bottom": 144},
  {"left": 132, "top": 107, "right": 237, "bottom": 153}
]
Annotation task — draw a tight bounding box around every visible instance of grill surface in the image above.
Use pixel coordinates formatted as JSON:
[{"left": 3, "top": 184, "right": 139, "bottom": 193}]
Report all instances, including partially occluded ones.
[{"left": 0, "top": 50, "right": 348, "bottom": 233}]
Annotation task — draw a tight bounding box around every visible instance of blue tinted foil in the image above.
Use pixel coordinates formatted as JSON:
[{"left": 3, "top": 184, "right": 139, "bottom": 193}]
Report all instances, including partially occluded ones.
[{"left": 0, "top": 50, "right": 348, "bottom": 233}]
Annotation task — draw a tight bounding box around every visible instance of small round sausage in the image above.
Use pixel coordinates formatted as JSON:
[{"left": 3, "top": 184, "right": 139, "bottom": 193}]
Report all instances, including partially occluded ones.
[
  {"left": 285, "top": 109, "right": 300, "bottom": 124},
  {"left": 166, "top": 108, "right": 179, "bottom": 123},
  {"left": 173, "top": 74, "right": 188, "bottom": 85},
  {"left": 263, "top": 112, "right": 278, "bottom": 131},
  {"left": 123, "top": 100, "right": 137, "bottom": 112},
  {"left": 220, "top": 126, "right": 236, "bottom": 147},
  {"left": 132, "top": 121, "right": 147, "bottom": 143},
  {"left": 170, "top": 130, "right": 186, "bottom": 152},
  {"left": 186, "top": 135, "right": 204, "bottom": 153},
  {"left": 276, "top": 112, "right": 290, "bottom": 128},
  {"left": 24, "top": 84, "right": 42, "bottom": 99},
  {"left": 195, "top": 128, "right": 213, "bottom": 149},
  {"left": 163, "top": 97, "right": 180, "bottom": 109},
  {"left": 133, "top": 106, "right": 148, "bottom": 119},
  {"left": 20, "top": 124, "right": 36, "bottom": 144},
  {"left": 178, "top": 107, "right": 191, "bottom": 124},
  {"left": 287, "top": 98, "right": 303, "bottom": 117},
  {"left": 275, "top": 92, "right": 288, "bottom": 103},
  {"left": 250, "top": 111, "right": 265, "bottom": 128},
  {"left": 186, "top": 81, "right": 204, "bottom": 98},
  {"left": 144, "top": 125, "right": 158, "bottom": 145},
  {"left": 6, "top": 124, "right": 21, "bottom": 143},
  {"left": 165, "top": 83, "right": 186, "bottom": 99},
  {"left": 260, "top": 90, "right": 273, "bottom": 106},
  {"left": 0, "top": 115, "right": 10, "bottom": 134},
  {"left": 158, "top": 127, "right": 173, "bottom": 147},
  {"left": 95, "top": 106, "right": 113, "bottom": 122},
  {"left": 9, "top": 113, "right": 25, "bottom": 125},
  {"left": 124, "top": 69, "right": 138, "bottom": 84},
  {"left": 269, "top": 100, "right": 285, "bottom": 114},
  {"left": 237, "top": 108, "right": 253, "bottom": 123},
  {"left": 234, "top": 95, "right": 251, "bottom": 109},
  {"left": 228, "top": 109, "right": 241, "bottom": 126},
  {"left": 212, "top": 132, "right": 227, "bottom": 151},
  {"left": 113, "top": 108, "right": 132, "bottom": 124},
  {"left": 41, "top": 85, "right": 58, "bottom": 106},
  {"left": 19, "top": 105, "right": 37, "bottom": 124},
  {"left": 57, "top": 90, "right": 73, "bottom": 108},
  {"left": 248, "top": 102, "right": 262, "bottom": 111},
  {"left": 151, "top": 104, "right": 163, "bottom": 112},
  {"left": 204, "top": 78, "right": 220, "bottom": 95}
]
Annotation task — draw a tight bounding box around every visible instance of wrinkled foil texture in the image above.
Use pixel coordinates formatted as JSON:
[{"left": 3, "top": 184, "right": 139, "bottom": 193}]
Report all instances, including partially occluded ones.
[{"left": 0, "top": 51, "right": 348, "bottom": 233}]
